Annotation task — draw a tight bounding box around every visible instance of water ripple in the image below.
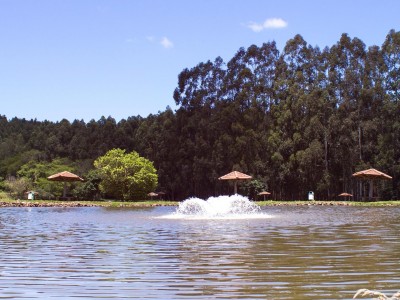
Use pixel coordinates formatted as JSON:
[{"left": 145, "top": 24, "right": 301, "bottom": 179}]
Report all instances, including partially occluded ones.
[{"left": 0, "top": 206, "right": 399, "bottom": 299}]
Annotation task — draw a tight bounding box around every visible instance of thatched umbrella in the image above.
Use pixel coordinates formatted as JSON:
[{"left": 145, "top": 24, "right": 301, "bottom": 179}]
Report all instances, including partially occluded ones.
[
  {"left": 148, "top": 192, "right": 158, "bottom": 200},
  {"left": 338, "top": 192, "right": 353, "bottom": 201},
  {"left": 338, "top": 192, "right": 353, "bottom": 197},
  {"left": 258, "top": 191, "right": 271, "bottom": 200},
  {"left": 218, "top": 171, "right": 252, "bottom": 194},
  {"left": 352, "top": 168, "right": 392, "bottom": 200},
  {"left": 47, "top": 171, "right": 84, "bottom": 198},
  {"left": 157, "top": 191, "right": 166, "bottom": 200}
]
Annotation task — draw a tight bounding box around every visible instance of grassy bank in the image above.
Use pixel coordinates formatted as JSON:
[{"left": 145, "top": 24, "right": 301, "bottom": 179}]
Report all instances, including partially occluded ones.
[
  {"left": 1, "top": 195, "right": 400, "bottom": 208},
  {"left": 0, "top": 198, "right": 179, "bottom": 208},
  {"left": 256, "top": 200, "right": 400, "bottom": 206}
]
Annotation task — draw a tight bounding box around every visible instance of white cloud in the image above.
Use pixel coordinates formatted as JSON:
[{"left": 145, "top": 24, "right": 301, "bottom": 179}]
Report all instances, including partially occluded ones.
[
  {"left": 146, "top": 36, "right": 174, "bottom": 49},
  {"left": 264, "top": 18, "right": 287, "bottom": 29},
  {"left": 146, "top": 36, "right": 155, "bottom": 43},
  {"left": 247, "top": 18, "right": 288, "bottom": 32},
  {"left": 160, "top": 37, "right": 174, "bottom": 49},
  {"left": 248, "top": 22, "right": 265, "bottom": 33}
]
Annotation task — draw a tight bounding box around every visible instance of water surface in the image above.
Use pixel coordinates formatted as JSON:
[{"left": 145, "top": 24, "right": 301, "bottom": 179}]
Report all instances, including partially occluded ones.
[{"left": 1, "top": 205, "right": 399, "bottom": 299}]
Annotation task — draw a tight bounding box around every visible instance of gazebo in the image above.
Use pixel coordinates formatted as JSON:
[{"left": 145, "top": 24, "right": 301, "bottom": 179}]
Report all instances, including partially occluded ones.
[
  {"left": 352, "top": 168, "right": 392, "bottom": 200},
  {"left": 218, "top": 171, "right": 252, "bottom": 194}
]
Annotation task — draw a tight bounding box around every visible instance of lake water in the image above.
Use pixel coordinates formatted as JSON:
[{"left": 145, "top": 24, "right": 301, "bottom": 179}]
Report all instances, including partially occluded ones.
[{"left": 0, "top": 205, "right": 399, "bottom": 299}]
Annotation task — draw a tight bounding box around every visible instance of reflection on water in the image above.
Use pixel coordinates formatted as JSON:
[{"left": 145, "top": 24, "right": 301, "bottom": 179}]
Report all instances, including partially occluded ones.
[{"left": 0, "top": 206, "right": 400, "bottom": 299}]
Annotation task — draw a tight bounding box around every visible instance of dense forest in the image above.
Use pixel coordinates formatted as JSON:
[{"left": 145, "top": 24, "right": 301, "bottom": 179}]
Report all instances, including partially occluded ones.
[{"left": 1, "top": 30, "right": 399, "bottom": 200}]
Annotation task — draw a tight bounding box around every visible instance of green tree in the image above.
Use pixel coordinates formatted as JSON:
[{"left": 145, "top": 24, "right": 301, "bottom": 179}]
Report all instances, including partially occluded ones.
[
  {"left": 17, "top": 158, "right": 77, "bottom": 199},
  {"left": 72, "top": 169, "right": 101, "bottom": 200},
  {"left": 94, "top": 148, "right": 158, "bottom": 200},
  {"left": 4, "top": 177, "right": 31, "bottom": 199}
]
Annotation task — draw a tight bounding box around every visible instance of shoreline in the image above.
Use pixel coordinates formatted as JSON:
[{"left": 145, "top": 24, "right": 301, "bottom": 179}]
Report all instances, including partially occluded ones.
[
  {"left": 1, "top": 200, "right": 400, "bottom": 208},
  {"left": 0, "top": 200, "right": 178, "bottom": 208}
]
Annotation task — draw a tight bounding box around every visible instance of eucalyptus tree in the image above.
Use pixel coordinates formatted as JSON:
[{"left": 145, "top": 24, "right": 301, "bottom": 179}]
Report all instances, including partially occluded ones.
[
  {"left": 132, "top": 109, "right": 181, "bottom": 199},
  {"left": 360, "top": 44, "right": 386, "bottom": 164},
  {"left": 219, "top": 43, "right": 280, "bottom": 188},
  {"left": 68, "top": 119, "right": 90, "bottom": 160},
  {"left": 270, "top": 35, "right": 329, "bottom": 198},
  {"left": 115, "top": 116, "right": 143, "bottom": 151},
  {"left": 173, "top": 57, "right": 226, "bottom": 198},
  {"left": 221, "top": 46, "right": 262, "bottom": 176},
  {"left": 377, "top": 30, "right": 400, "bottom": 198},
  {"left": 327, "top": 33, "right": 367, "bottom": 192}
]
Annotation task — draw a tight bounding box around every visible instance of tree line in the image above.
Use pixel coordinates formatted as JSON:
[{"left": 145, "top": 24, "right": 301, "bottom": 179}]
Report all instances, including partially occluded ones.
[{"left": 0, "top": 30, "right": 399, "bottom": 200}]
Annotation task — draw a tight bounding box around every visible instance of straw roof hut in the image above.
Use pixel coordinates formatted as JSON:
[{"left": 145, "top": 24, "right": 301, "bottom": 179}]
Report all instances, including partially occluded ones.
[
  {"left": 47, "top": 171, "right": 84, "bottom": 198},
  {"left": 338, "top": 192, "right": 353, "bottom": 197},
  {"left": 218, "top": 171, "right": 252, "bottom": 194},
  {"left": 258, "top": 191, "right": 271, "bottom": 200},
  {"left": 352, "top": 168, "right": 392, "bottom": 200},
  {"left": 148, "top": 192, "right": 158, "bottom": 199},
  {"left": 338, "top": 192, "right": 353, "bottom": 201}
]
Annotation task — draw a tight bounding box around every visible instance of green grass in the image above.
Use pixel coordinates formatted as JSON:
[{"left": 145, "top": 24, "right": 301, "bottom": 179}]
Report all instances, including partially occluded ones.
[
  {"left": 344, "top": 200, "right": 400, "bottom": 206},
  {"left": 0, "top": 197, "right": 179, "bottom": 207},
  {"left": 256, "top": 200, "right": 400, "bottom": 206},
  {"left": 1, "top": 194, "right": 400, "bottom": 207},
  {"left": 0, "top": 191, "right": 12, "bottom": 201}
]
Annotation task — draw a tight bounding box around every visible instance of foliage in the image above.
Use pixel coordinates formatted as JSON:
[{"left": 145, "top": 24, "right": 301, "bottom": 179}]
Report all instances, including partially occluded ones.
[
  {"left": 94, "top": 148, "right": 158, "bottom": 200},
  {"left": 72, "top": 169, "right": 102, "bottom": 200},
  {"left": 0, "top": 30, "right": 399, "bottom": 200},
  {"left": 4, "top": 177, "right": 32, "bottom": 199},
  {"left": 0, "top": 190, "right": 11, "bottom": 200},
  {"left": 17, "top": 158, "right": 77, "bottom": 198},
  {"left": 242, "top": 179, "right": 268, "bottom": 200}
]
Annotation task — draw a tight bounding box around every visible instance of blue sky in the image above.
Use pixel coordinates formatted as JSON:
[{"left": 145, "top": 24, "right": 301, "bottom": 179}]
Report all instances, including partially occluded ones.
[{"left": 1, "top": 0, "right": 399, "bottom": 122}]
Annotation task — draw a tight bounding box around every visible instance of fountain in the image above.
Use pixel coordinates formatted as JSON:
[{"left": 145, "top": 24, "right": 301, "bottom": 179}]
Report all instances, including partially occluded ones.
[{"left": 164, "top": 194, "right": 268, "bottom": 219}]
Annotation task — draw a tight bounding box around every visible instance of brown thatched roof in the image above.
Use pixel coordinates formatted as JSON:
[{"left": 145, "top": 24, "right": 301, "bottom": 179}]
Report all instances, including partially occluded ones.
[
  {"left": 258, "top": 191, "right": 271, "bottom": 196},
  {"left": 338, "top": 192, "right": 353, "bottom": 197},
  {"left": 352, "top": 168, "right": 392, "bottom": 180},
  {"left": 47, "top": 171, "right": 84, "bottom": 182},
  {"left": 218, "top": 171, "right": 252, "bottom": 181}
]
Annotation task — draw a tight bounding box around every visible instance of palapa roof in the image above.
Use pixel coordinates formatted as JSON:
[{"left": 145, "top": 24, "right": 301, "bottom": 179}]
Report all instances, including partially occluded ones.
[
  {"left": 218, "top": 171, "right": 252, "bottom": 181},
  {"left": 338, "top": 192, "right": 353, "bottom": 197},
  {"left": 47, "top": 171, "right": 84, "bottom": 182},
  {"left": 352, "top": 168, "right": 392, "bottom": 180},
  {"left": 258, "top": 191, "right": 271, "bottom": 195}
]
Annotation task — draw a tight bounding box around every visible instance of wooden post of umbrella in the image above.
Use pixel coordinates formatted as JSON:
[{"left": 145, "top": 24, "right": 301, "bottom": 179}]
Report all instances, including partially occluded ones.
[{"left": 218, "top": 171, "right": 252, "bottom": 195}]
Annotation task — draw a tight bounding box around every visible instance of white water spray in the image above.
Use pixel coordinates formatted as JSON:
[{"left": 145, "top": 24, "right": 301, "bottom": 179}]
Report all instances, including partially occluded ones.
[{"left": 163, "top": 194, "right": 269, "bottom": 219}]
